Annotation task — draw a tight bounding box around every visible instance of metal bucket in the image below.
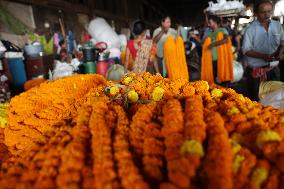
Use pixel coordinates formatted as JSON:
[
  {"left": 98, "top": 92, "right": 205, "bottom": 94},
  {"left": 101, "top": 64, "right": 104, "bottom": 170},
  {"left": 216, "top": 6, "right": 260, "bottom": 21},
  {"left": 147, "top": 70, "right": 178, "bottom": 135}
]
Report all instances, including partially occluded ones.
[{"left": 83, "top": 62, "right": 96, "bottom": 74}]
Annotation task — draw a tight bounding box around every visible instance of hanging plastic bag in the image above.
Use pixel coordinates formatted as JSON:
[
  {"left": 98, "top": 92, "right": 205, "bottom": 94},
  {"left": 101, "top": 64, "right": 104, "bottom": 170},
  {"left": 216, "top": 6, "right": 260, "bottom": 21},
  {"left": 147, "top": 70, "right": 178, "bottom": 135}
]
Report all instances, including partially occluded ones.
[
  {"left": 232, "top": 60, "right": 244, "bottom": 83},
  {"left": 106, "top": 64, "right": 125, "bottom": 81},
  {"left": 87, "top": 17, "right": 121, "bottom": 49},
  {"left": 52, "top": 61, "right": 76, "bottom": 80},
  {"left": 260, "top": 89, "right": 284, "bottom": 110}
]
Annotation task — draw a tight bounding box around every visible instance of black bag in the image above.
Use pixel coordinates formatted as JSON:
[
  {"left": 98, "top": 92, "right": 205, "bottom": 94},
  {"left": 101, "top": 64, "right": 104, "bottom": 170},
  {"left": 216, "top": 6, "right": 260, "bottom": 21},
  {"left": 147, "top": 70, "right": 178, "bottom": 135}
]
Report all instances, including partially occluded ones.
[{"left": 1, "top": 40, "right": 21, "bottom": 52}]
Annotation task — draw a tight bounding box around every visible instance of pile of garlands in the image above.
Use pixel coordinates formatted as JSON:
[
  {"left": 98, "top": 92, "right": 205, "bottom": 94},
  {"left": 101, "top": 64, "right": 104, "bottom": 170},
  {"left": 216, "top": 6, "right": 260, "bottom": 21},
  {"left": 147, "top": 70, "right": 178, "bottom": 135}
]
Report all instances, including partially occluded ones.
[{"left": 0, "top": 73, "right": 284, "bottom": 189}]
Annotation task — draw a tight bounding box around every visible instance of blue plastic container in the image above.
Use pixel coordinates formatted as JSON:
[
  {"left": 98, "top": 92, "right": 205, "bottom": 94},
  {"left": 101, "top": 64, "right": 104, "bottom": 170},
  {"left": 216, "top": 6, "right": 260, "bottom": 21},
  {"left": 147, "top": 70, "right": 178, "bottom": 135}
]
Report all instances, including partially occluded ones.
[{"left": 7, "top": 58, "right": 27, "bottom": 92}]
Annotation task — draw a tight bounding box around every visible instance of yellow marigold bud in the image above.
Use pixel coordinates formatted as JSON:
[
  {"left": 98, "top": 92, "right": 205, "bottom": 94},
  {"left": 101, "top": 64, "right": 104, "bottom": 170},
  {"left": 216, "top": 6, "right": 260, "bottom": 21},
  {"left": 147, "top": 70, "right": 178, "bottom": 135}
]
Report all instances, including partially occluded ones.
[
  {"left": 231, "top": 140, "right": 242, "bottom": 155},
  {"left": 211, "top": 88, "right": 223, "bottom": 98},
  {"left": 0, "top": 117, "right": 6, "bottom": 128},
  {"left": 227, "top": 106, "right": 240, "bottom": 116},
  {"left": 231, "top": 133, "right": 243, "bottom": 144},
  {"left": 152, "top": 86, "right": 165, "bottom": 101},
  {"left": 123, "top": 77, "right": 133, "bottom": 85},
  {"left": 280, "top": 116, "right": 284, "bottom": 123},
  {"left": 180, "top": 140, "right": 204, "bottom": 157},
  {"left": 232, "top": 155, "right": 245, "bottom": 174},
  {"left": 127, "top": 90, "right": 139, "bottom": 103},
  {"left": 256, "top": 130, "right": 282, "bottom": 149},
  {"left": 129, "top": 73, "right": 137, "bottom": 78},
  {"left": 110, "top": 86, "right": 120, "bottom": 96},
  {"left": 251, "top": 168, "right": 268, "bottom": 187}
]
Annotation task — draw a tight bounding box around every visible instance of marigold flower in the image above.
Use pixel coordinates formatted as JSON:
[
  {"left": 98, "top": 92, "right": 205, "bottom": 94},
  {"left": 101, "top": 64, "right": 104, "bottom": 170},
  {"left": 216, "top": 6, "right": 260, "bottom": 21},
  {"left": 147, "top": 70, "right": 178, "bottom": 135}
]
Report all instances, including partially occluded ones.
[
  {"left": 127, "top": 90, "right": 139, "bottom": 103},
  {"left": 152, "top": 86, "right": 165, "bottom": 101},
  {"left": 256, "top": 130, "right": 282, "bottom": 149}
]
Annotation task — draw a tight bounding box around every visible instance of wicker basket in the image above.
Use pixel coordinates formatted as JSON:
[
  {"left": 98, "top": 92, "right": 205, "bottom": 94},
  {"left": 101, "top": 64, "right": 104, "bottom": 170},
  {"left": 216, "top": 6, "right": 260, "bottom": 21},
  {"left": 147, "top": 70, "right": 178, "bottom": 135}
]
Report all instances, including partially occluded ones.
[{"left": 259, "top": 81, "right": 284, "bottom": 99}]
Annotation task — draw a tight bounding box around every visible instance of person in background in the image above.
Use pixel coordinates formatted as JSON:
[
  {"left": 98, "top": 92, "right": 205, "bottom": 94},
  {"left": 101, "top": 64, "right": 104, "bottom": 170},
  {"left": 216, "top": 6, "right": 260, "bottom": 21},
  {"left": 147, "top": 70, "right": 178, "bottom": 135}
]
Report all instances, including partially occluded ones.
[
  {"left": 124, "top": 20, "right": 159, "bottom": 74},
  {"left": 201, "top": 15, "right": 234, "bottom": 86},
  {"left": 201, "top": 12, "right": 212, "bottom": 40},
  {"left": 222, "top": 17, "right": 237, "bottom": 47},
  {"left": 153, "top": 16, "right": 177, "bottom": 77},
  {"left": 57, "top": 39, "right": 66, "bottom": 55},
  {"left": 177, "top": 23, "right": 188, "bottom": 42},
  {"left": 242, "top": 0, "right": 284, "bottom": 101},
  {"left": 189, "top": 29, "right": 202, "bottom": 57},
  {"left": 280, "top": 23, "right": 284, "bottom": 82}
]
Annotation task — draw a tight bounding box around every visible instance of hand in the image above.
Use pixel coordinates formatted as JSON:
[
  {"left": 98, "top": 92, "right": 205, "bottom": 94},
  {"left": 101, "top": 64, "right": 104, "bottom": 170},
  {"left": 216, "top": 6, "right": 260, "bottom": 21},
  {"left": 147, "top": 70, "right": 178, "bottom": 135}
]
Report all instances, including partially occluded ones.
[
  {"left": 208, "top": 43, "right": 214, "bottom": 50},
  {"left": 262, "top": 54, "right": 274, "bottom": 62}
]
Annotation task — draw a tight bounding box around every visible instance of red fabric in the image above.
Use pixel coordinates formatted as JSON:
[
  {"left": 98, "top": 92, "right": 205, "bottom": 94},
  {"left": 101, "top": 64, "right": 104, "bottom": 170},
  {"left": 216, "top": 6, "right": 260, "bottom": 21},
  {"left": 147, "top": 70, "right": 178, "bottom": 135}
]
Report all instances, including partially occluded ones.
[
  {"left": 127, "top": 40, "right": 141, "bottom": 60},
  {"left": 251, "top": 67, "right": 274, "bottom": 81}
]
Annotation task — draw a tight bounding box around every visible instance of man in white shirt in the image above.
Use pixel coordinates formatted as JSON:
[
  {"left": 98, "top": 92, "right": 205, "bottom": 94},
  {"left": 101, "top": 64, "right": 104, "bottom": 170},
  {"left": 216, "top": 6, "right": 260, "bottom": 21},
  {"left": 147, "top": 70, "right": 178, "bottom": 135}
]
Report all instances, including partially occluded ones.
[
  {"left": 153, "top": 16, "right": 177, "bottom": 76},
  {"left": 242, "top": 0, "right": 284, "bottom": 100}
]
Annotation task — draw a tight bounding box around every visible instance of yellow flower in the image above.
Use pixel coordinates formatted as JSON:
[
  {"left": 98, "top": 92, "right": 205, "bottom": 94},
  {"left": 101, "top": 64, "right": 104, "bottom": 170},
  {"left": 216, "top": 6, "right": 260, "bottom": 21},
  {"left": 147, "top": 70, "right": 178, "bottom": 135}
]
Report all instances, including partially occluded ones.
[
  {"left": 231, "top": 140, "right": 242, "bottom": 155},
  {"left": 128, "top": 90, "right": 139, "bottom": 103},
  {"left": 110, "top": 86, "right": 120, "bottom": 96},
  {"left": 211, "top": 88, "right": 223, "bottom": 98},
  {"left": 227, "top": 106, "right": 240, "bottom": 116},
  {"left": 123, "top": 77, "right": 133, "bottom": 85},
  {"left": 152, "top": 86, "right": 165, "bottom": 101},
  {"left": 232, "top": 155, "right": 245, "bottom": 174},
  {"left": 231, "top": 133, "right": 243, "bottom": 144},
  {"left": 280, "top": 116, "right": 284, "bottom": 123},
  {"left": 251, "top": 167, "right": 268, "bottom": 187},
  {"left": 180, "top": 140, "right": 204, "bottom": 157},
  {"left": 256, "top": 130, "right": 282, "bottom": 149}
]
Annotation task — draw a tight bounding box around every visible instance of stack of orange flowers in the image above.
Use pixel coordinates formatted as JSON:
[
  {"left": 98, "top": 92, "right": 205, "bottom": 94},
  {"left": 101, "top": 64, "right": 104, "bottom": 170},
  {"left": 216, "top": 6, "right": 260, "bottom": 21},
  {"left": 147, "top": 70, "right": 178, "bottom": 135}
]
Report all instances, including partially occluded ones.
[{"left": 0, "top": 73, "right": 284, "bottom": 189}]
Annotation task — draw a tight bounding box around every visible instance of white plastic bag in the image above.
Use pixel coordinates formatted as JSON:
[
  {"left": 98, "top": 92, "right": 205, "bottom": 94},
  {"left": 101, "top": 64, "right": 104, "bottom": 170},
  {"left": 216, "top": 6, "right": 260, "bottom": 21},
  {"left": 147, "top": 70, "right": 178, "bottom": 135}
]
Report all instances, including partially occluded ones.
[
  {"left": 109, "top": 48, "right": 121, "bottom": 59},
  {"left": 87, "top": 17, "right": 121, "bottom": 49},
  {"left": 0, "top": 41, "right": 6, "bottom": 56},
  {"left": 52, "top": 61, "right": 77, "bottom": 80},
  {"left": 206, "top": 0, "right": 245, "bottom": 12},
  {"left": 70, "top": 58, "right": 81, "bottom": 70},
  {"left": 232, "top": 60, "right": 244, "bottom": 83},
  {"left": 118, "top": 34, "right": 127, "bottom": 47},
  {"left": 260, "top": 89, "right": 284, "bottom": 110}
]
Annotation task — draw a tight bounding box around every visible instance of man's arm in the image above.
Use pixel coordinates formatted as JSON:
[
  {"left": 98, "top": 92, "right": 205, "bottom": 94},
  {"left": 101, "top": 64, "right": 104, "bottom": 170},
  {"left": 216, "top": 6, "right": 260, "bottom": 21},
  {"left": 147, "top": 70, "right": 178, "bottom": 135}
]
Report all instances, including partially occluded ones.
[
  {"left": 245, "top": 50, "right": 274, "bottom": 62},
  {"left": 208, "top": 35, "right": 229, "bottom": 49},
  {"left": 275, "top": 24, "right": 284, "bottom": 59},
  {"left": 242, "top": 27, "right": 273, "bottom": 62}
]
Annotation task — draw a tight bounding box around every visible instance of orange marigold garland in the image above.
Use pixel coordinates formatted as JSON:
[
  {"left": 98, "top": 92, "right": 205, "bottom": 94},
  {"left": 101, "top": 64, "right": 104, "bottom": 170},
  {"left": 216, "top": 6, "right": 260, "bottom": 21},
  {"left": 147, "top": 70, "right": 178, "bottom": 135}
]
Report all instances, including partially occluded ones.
[
  {"left": 180, "top": 95, "right": 206, "bottom": 188},
  {"left": 143, "top": 121, "right": 164, "bottom": 182},
  {"left": 161, "top": 99, "right": 190, "bottom": 189},
  {"left": 247, "top": 159, "right": 271, "bottom": 189},
  {"left": 56, "top": 105, "right": 92, "bottom": 188},
  {"left": 5, "top": 74, "right": 106, "bottom": 155},
  {"left": 130, "top": 103, "right": 157, "bottom": 156},
  {"left": 112, "top": 104, "right": 149, "bottom": 189},
  {"left": 263, "top": 167, "right": 280, "bottom": 189},
  {"left": 233, "top": 147, "right": 257, "bottom": 189},
  {"left": 1, "top": 73, "right": 284, "bottom": 189},
  {"left": 89, "top": 99, "right": 120, "bottom": 189},
  {"left": 203, "top": 111, "right": 233, "bottom": 189},
  {"left": 33, "top": 127, "right": 73, "bottom": 189}
]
